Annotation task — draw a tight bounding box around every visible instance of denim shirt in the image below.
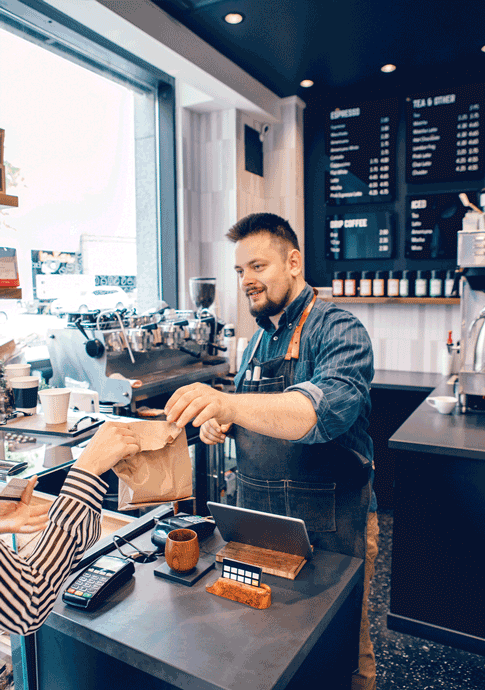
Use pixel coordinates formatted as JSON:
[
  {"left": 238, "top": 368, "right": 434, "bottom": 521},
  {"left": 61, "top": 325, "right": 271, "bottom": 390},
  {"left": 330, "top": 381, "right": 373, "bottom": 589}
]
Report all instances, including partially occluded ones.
[{"left": 234, "top": 283, "right": 376, "bottom": 509}]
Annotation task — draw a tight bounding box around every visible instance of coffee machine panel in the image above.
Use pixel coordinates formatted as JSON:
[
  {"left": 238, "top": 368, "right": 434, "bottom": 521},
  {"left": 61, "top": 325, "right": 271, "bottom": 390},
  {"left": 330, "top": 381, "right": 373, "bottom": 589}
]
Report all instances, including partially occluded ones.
[{"left": 457, "top": 231, "right": 485, "bottom": 410}]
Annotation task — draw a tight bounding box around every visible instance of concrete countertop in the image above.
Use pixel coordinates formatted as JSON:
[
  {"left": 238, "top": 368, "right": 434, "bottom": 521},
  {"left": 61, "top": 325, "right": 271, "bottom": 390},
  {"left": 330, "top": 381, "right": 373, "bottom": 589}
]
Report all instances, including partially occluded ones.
[
  {"left": 42, "top": 527, "right": 363, "bottom": 690},
  {"left": 371, "top": 369, "right": 443, "bottom": 392},
  {"left": 389, "top": 379, "right": 485, "bottom": 461}
]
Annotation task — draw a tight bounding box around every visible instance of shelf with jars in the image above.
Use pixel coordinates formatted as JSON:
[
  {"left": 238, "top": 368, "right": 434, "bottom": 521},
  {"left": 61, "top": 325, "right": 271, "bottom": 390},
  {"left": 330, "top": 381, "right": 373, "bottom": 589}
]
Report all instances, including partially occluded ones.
[{"left": 318, "top": 296, "right": 460, "bottom": 305}]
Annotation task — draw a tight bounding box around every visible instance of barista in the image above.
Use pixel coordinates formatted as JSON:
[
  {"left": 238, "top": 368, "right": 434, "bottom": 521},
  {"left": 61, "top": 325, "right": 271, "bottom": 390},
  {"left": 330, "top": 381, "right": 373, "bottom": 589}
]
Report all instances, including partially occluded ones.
[{"left": 165, "top": 213, "right": 379, "bottom": 690}]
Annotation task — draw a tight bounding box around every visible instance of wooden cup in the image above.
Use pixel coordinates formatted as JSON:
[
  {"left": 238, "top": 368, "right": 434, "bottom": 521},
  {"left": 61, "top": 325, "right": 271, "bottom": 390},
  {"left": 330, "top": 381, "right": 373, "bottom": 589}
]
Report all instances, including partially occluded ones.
[{"left": 165, "top": 529, "right": 199, "bottom": 573}]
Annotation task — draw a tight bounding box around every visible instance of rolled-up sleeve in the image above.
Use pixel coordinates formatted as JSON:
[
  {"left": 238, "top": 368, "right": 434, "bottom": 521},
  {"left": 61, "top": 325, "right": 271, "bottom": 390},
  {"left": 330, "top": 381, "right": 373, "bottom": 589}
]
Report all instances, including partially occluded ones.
[{"left": 285, "top": 307, "right": 373, "bottom": 445}]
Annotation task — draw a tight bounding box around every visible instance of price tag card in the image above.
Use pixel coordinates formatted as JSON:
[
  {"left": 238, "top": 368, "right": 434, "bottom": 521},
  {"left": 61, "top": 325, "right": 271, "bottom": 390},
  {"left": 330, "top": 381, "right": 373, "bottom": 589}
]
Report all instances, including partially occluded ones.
[
  {"left": 222, "top": 558, "right": 262, "bottom": 588},
  {"left": 0, "top": 477, "right": 30, "bottom": 502}
]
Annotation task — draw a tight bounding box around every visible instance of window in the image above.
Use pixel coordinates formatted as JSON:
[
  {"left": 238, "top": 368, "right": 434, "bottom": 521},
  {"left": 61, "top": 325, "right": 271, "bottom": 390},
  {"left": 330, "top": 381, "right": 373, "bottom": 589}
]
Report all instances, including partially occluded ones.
[{"left": 0, "top": 0, "right": 177, "bottom": 338}]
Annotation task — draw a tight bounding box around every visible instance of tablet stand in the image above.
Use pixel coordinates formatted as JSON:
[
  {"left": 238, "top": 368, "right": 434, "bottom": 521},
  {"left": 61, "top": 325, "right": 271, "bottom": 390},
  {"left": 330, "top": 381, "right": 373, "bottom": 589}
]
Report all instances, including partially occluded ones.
[{"left": 215, "top": 541, "right": 308, "bottom": 580}]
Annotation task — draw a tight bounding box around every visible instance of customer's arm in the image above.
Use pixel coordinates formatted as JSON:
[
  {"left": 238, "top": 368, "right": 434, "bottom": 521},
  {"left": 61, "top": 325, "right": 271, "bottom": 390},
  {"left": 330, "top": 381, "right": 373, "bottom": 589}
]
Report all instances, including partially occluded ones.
[{"left": 0, "top": 422, "right": 139, "bottom": 635}]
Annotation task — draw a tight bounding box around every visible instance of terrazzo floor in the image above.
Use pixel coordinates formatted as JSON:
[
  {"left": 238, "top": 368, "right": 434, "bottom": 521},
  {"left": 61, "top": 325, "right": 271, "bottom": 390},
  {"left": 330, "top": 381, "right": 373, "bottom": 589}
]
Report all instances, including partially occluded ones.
[{"left": 371, "top": 510, "right": 485, "bottom": 689}]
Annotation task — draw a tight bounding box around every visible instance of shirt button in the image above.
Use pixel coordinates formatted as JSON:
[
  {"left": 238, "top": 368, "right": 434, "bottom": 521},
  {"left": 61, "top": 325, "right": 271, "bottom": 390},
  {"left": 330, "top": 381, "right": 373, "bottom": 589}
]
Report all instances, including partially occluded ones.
[
  {"left": 288, "top": 323, "right": 293, "bottom": 328},
  {"left": 273, "top": 336, "right": 278, "bottom": 341}
]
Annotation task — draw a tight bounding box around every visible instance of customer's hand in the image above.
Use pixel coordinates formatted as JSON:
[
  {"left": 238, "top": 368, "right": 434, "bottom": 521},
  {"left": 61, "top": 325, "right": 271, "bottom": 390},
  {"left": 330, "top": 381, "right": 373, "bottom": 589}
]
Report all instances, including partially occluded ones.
[
  {"left": 199, "top": 418, "right": 232, "bottom": 445},
  {"left": 0, "top": 476, "right": 49, "bottom": 535},
  {"left": 73, "top": 421, "right": 140, "bottom": 476}
]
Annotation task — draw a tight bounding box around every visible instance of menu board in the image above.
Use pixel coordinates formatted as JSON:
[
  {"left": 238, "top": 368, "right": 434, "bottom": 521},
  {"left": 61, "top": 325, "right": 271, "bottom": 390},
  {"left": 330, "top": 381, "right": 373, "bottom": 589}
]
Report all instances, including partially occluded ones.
[
  {"left": 326, "top": 212, "right": 394, "bottom": 260},
  {"left": 406, "top": 85, "right": 485, "bottom": 183},
  {"left": 325, "top": 99, "right": 398, "bottom": 206},
  {"left": 405, "top": 192, "right": 478, "bottom": 259}
]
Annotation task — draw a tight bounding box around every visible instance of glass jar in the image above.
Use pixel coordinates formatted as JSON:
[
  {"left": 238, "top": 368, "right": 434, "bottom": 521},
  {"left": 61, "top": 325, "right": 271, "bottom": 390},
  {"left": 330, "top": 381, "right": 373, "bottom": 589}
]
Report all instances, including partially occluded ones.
[
  {"left": 387, "top": 270, "right": 400, "bottom": 297},
  {"left": 399, "top": 270, "right": 413, "bottom": 297},
  {"left": 373, "top": 271, "right": 386, "bottom": 297},
  {"left": 359, "top": 271, "right": 373, "bottom": 297},
  {"left": 332, "top": 272, "right": 345, "bottom": 297},
  {"left": 444, "top": 269, "right": 455, "bottom": 297}
]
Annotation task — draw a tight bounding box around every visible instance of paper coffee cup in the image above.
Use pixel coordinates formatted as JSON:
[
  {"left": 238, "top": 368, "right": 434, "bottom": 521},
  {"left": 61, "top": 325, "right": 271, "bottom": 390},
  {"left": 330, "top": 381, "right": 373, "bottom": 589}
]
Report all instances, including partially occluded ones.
[
  {"left": 38, "top": 388, "right": 71, "bottom": 425},
  {"left": 5, "top": 363, "right": 31, "bottom": 383},
  {"left": 10, "top": 376, "right": 40, "bottom": 414}
]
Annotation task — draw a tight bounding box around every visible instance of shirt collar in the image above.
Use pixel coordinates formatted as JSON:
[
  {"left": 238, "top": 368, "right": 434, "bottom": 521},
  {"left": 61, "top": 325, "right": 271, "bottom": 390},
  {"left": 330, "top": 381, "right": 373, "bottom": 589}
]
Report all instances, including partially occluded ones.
[{"left": 256, "top": 283, "right": 314, "bottom": 332}]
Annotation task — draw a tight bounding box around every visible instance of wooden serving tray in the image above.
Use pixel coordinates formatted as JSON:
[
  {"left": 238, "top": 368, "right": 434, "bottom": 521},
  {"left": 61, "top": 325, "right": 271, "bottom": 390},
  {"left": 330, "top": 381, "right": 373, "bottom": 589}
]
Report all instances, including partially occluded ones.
[
  {"left": 215, "top": 541, "right": 308, "bottom": 580},
  {"left": 3, "top": 413, "right": 103, "bottom": 437}
]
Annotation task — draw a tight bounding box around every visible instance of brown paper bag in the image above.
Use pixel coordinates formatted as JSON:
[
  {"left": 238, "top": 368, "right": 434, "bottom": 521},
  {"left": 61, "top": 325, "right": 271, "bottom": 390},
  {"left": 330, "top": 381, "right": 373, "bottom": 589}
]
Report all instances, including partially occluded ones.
[{"left": 113, "top": 421, "right": 193, "bottom": 511}]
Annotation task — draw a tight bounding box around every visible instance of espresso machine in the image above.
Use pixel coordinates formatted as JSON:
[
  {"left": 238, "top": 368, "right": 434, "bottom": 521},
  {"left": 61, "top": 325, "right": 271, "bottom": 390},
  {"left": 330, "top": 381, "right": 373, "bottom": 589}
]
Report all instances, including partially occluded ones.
[
  {"left": 46, "top": 278, "right": 227, "bottom": 413},
  {"left": 456, "top": 229, "right": 485, "bottom": 412}
]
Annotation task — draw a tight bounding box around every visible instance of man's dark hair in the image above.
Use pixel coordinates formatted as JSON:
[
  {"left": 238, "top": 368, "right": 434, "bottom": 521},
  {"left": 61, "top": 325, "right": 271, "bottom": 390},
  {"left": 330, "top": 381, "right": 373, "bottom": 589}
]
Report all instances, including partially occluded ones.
[{"left": 226, "top": 213, "right": 300, "bottom": 251}]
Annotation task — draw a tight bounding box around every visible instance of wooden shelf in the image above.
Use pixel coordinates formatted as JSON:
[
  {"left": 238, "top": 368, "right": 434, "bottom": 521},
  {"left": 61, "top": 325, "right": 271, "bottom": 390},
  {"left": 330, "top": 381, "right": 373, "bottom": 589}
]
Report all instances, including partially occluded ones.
[
  {"left": 0, "top": 192, "right": 19, "bottom": 208},
  {"left": 0, "top": 287, "right": 21, "bottom": 299},
  {"left": 319, "top": 297, "right": 460, "bottom": 305}
]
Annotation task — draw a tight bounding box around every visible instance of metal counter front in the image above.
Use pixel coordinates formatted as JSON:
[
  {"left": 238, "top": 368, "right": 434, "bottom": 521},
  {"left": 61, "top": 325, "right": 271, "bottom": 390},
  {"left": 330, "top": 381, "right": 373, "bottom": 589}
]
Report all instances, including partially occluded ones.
[{"left": 33, "top": 511, "right": 364, "bottom": 690}]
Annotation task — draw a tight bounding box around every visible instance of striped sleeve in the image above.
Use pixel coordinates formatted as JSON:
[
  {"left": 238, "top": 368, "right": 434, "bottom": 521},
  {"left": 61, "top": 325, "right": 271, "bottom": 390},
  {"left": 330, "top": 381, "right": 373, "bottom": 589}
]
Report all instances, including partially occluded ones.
[{"left": 0, "top": 467, "right": 108, "bottom": 635}]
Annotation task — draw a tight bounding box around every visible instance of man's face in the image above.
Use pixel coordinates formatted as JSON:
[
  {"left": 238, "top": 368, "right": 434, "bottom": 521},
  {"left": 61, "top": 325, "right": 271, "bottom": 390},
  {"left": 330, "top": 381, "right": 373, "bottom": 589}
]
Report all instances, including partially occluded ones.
[{"left": 234, "top": 232, "right": 296, "bottom": 319}]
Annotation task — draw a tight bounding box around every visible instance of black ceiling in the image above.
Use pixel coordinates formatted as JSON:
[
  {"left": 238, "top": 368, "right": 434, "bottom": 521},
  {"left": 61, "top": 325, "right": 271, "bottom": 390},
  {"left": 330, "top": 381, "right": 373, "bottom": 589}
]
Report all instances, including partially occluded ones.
[{"left": 150, "top": 0, "right": 485, "bottom": 105}]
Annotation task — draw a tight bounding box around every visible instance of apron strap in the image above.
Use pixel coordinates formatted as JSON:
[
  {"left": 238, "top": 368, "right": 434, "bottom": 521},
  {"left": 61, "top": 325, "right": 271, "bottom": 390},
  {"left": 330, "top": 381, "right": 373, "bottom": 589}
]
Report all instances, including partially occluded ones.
[{"left": 285, "top": 289, "right": 318, "bottom": 361}]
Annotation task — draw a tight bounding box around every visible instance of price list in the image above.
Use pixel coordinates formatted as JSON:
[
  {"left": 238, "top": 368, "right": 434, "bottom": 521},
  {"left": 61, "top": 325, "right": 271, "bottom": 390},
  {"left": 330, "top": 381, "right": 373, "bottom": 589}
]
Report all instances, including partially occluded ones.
[
  {"left": 326, "top": 212, "right": 394, "bottom": 260},
  {"left": 325, "top": 99, "right": 398, "bottom": 206},
  {"left": 404, "top": 192, "right": 476, "bottom": 259},
  {"left": 406, "top": 85, "right": 485, "bottom": 183}
]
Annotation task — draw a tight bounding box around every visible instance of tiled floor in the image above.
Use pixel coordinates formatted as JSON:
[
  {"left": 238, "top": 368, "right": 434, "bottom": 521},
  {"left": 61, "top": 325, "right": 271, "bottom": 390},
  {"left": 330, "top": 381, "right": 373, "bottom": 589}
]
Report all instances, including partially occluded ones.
[{"left": 371, "top": 511, "right": 485, "bottom": 689}]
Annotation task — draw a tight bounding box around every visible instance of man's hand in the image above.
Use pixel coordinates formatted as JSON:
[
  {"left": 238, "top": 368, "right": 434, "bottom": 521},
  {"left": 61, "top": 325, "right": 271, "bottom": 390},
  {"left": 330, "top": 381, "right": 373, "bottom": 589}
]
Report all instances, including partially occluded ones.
[
  {"left": 73, "top": 421, "right": 140, "bottom": 476},
  {"left": 199, "top": 419, "right": 232, "bottom": 445},
  {"left": 165, "top": 383, "right": 236, "bottom": 429},
  {"left": 0, "top": 476, "right": 49, "bottom": 535}
]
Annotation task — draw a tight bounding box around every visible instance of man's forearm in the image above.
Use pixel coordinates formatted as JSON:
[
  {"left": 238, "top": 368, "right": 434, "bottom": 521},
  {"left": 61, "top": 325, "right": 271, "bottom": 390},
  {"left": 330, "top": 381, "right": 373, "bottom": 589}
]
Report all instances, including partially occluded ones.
[{"left": 232, "top": 391, "right": 317, "bottom": 440}]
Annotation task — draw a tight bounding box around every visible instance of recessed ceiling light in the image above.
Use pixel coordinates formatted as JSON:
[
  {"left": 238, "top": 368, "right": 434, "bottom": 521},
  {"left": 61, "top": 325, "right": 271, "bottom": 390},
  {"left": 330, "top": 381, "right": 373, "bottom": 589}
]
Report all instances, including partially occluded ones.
[
  {"left": 381, "top": 64, "right": 396, "bottom": 73},
  {"left": 481, "top": 45, "right": 485, "bottom": 52},
  {"left": 224, "top": 13, "right": 244, "bottom": 25},
  {"left": 300, "top": 79, "right": 314, "bottom": 88}
]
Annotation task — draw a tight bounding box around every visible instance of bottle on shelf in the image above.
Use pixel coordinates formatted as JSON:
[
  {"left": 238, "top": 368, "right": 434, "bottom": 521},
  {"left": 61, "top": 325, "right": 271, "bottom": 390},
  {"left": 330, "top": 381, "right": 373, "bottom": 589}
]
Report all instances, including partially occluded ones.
[
  {"left": 372, "top": 271, "right": 386, "bottom": 297},
  {"left": 387, "top": 270, "right": 400, "bottom": 297},
  {"left": 359, "top": 271, "right": 373, "bottom": 297},
  {"left": 399, "top": 270, "right": 414, "bottom": 297},
  {"left": 414, "top": 270, "right": 428, "bottom": 297},
  {"left": 344, "top": 271, "right": 359, "bottom": 297},
  {"left": 444, "top": 269, "right": 456, "bottom": 297},
  {"left": 429, "top": 270, "right": 443, "bottom": 297},
  {"left": 332, "top": 272, "right": 345, "bottom": 297}
]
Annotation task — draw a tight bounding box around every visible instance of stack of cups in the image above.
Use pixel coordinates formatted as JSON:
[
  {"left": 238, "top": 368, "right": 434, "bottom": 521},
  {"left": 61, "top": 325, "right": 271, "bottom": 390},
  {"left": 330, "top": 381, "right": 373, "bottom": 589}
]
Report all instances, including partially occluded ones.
[{"left": 9, "top": 374, "right": 40, "bottom": 415}]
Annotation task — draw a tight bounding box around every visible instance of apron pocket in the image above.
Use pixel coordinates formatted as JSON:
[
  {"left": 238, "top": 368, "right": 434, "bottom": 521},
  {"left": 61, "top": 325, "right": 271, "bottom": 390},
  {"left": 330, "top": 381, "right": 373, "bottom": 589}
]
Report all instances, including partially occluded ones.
[
  {"left": 285, "top": 480, "right": 337, "bottom": 533},
  {"left": 237, "top": 474, "right": 287, "bottom": 516}
]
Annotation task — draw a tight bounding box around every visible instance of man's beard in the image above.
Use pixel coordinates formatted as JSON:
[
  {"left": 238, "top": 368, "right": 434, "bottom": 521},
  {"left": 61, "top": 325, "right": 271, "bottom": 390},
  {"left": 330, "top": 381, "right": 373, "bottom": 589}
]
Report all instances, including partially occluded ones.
[{"left": 248, "top": 287, "right": 291, "bottom": 318}]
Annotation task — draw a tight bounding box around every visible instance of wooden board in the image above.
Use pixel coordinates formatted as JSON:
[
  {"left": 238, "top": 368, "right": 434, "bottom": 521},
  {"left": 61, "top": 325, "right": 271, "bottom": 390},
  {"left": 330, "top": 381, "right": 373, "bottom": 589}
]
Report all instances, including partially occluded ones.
[
  {"left": 215, "top": 541, "right": 307, "bottom": 580},
  {"left": 3, "top": 413, "right": 103, "bottom": 437}
]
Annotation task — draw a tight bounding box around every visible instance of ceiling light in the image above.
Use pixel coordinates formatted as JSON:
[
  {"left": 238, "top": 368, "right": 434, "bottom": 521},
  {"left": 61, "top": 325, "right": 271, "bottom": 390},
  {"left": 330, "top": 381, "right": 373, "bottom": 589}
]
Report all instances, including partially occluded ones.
[
  {"left": 481, "top": 45, "right": 485, "bottom": 52},
  {"left": 224, "top": 13, "right": 244, "bottom": 25},
  {"left": 381, "top": 64, "right": 396, "bottom": 73},
  {"left": 300, "top": 79, "right": 314, "bottom": 88}
]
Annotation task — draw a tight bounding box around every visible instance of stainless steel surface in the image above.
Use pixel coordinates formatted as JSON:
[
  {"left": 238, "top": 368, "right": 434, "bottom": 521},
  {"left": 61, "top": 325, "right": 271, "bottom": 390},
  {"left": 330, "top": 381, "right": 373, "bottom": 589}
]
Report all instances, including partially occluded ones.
[{"left": 457, "top": 231, "right": 485, "bottom": 268}]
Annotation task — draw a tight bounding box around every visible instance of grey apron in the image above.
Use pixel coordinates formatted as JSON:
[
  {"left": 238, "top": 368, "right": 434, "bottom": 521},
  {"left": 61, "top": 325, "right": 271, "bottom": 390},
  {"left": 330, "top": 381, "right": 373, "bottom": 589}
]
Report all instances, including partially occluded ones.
[{"left": 233, "top": 291, "right": 371, "bottom": 560}]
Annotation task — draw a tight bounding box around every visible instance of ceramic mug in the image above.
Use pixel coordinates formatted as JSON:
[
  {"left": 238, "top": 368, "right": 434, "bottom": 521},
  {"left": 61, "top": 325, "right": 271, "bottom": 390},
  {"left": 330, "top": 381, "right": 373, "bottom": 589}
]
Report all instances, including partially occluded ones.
[
  {"left": 164, "top": 529, "right": 199, "bottom": 573},
  {"left": 426, "top": 396, "right": 457, "bottom": 414}
]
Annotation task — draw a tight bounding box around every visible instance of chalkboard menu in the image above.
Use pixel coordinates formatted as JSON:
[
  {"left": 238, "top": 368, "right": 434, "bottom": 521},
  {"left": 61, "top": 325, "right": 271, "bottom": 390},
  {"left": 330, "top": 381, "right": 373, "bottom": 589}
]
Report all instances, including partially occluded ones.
[
  {"left": 405, "top": 192, "right": 478, "bottom": 259},
  {"left": 406, "top": 85, "right": 485, "bottom": 183},
  {"left": 326, "top": 212, "right": 394, "bottom": 260},
  {"left": 325, "top": 99, "right": 398, "bottom": 206}
]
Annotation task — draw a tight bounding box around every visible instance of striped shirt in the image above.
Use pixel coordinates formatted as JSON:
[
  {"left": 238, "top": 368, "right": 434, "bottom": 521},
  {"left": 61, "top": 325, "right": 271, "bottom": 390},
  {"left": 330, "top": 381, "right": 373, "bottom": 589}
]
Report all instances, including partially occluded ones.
[
  {"left": 234, "top": 283, "right": 376, "bottom": 506},
  {"left": 0, "top": 467, "right": 108, "bottom": 635}
]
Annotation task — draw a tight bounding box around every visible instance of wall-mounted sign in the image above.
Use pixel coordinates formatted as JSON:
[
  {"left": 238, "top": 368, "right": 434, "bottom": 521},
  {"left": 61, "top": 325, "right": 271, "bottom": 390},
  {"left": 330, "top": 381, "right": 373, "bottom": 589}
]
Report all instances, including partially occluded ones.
[
  {"left": 405, "top": 192, "right": 478, "bottom": 259},
  {"left": 326, "top": 212, "right": 394, "bottom": 260},
  {"left": 406, "top": 85, "right": 485, "bottom": 183},
  {"left": 325, "top": 99, "right": 398, "bottom": 206}
]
